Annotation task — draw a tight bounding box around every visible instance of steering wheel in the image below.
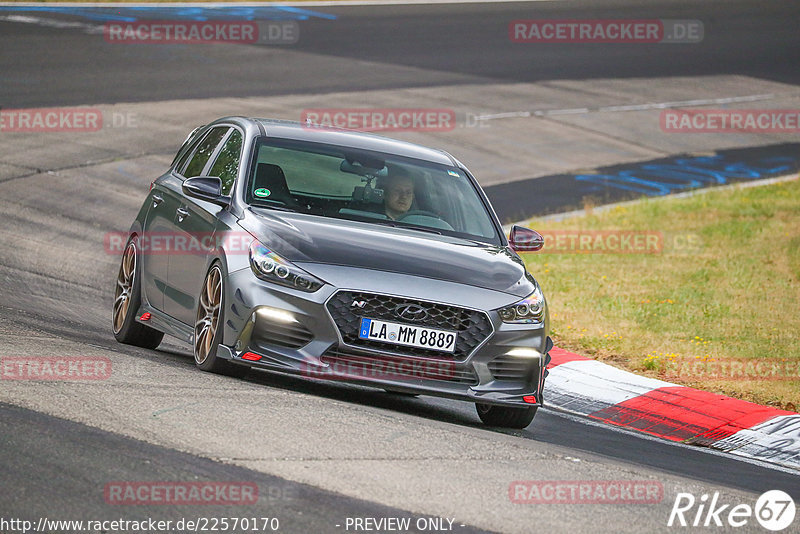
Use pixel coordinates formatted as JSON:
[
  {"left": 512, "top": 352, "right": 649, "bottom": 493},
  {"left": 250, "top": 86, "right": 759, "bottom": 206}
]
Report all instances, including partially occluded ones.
[
  {"left": 397, "top": 210, "right": 454, "bottom": 231},
  {"left": 397, "top": 210, "right": 441, "bottom": 221}
]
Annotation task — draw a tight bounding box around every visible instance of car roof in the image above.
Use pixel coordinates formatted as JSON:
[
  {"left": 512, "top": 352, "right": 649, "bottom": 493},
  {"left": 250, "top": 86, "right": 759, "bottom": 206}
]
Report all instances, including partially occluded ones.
[{"left": 226, "top": 117, "right": 456, "bottom": 166}]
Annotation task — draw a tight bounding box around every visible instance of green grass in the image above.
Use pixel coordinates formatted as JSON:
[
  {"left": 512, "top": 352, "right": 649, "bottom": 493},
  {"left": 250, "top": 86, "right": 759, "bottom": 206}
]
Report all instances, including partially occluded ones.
[{"left": 520, "top": 177, "right": 800, "bottom": 411}]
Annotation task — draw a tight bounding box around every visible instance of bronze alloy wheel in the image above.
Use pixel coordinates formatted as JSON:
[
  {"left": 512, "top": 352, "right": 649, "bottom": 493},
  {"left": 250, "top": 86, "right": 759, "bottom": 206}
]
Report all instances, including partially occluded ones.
[
  {"left": 195, "top": 265, "right": 222, "bottom": 365},
  {"left": 112, "top": 238, "right": 163, "bottom": 349},
  {"left": 113, "top": 242, "right": 136, "bottom": 335}
]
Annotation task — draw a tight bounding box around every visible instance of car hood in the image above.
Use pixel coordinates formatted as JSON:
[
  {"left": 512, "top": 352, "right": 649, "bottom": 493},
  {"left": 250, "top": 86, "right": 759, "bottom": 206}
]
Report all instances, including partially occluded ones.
[{"left": 239, "top": 208, "right": 535, "bottom": 297}]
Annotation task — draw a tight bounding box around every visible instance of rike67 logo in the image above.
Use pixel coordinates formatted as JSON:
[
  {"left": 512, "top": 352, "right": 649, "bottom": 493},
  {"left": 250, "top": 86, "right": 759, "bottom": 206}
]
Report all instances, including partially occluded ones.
[{"left": 668, "top": 490, "right": 795, "bottom": 530}]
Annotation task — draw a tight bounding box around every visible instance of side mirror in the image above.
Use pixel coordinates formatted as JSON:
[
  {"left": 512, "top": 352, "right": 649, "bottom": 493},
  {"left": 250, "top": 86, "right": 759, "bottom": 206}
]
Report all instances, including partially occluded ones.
[
  {"left": 182, "top": 176, "right": 230, "bottom": 207},
  {"left": 509, "top": 225, "right": 544, "bottom": 252}
]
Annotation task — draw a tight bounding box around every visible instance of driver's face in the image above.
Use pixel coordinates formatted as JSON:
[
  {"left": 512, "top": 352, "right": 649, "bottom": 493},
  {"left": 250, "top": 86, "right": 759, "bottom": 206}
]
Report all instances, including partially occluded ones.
[{"left": 385, "top": 177, "right": 414, "bottom": 218}]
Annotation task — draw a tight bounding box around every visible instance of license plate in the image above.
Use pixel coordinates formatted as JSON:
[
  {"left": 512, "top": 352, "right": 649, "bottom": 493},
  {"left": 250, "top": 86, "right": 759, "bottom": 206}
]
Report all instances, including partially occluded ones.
[{"left": 358, "top": 318, "right": 457, "bottom": 353}]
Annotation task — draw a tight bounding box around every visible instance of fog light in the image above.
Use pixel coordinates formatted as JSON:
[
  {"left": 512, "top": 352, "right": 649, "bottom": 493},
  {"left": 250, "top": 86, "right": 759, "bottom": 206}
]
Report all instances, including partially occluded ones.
[
  {"left": 256, "top": 306, "right": 296, "bottom": 324},
  {"left": 507, "top": 348, "right": 542, "bottom": 359}
]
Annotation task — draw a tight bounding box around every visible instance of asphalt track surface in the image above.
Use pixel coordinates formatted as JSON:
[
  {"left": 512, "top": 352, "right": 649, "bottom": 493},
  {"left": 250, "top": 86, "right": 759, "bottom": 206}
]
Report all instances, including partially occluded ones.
[
  {"left": 1, "top": 0, "right": 799, "bottom": 107},
  {"left": 1, "top": 1, "right": 799, "bottom": 533}
]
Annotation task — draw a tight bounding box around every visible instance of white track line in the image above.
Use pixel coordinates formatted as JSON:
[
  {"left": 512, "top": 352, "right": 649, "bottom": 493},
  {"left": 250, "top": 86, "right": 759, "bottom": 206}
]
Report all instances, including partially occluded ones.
[
  {"left": 477, "top": 94, "right": 777, "bottom": 122},
  {"left": 0, "top": 14, "right": 103, "bottom": 33}
]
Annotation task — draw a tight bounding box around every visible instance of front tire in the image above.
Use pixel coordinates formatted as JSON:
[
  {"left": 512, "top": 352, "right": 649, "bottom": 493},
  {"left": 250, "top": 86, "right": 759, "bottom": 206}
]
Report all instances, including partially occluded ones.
[
  {"left": 194, "top": 263, "right": 247, "bottom": 378},
  {"left": 475, "top": 403, "right": 537, "bottom": 429},
  {"left": 113, "top": 239, "right": 164, "bottom": 349}
]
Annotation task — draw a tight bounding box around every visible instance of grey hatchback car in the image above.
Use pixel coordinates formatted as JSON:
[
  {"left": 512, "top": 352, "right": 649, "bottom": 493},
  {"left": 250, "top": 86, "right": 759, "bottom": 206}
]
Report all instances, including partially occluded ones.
[{"left": 113, "top": 117, "right": 552, "bottom": 428}]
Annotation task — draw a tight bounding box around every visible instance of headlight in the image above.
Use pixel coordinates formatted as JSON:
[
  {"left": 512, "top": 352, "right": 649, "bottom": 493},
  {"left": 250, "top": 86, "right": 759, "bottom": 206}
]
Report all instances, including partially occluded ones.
[
  {"left": 497, "top": 286, "right": 546, "bottom": 324},
  {"left": 249, "top": 241, "right": 324, "bottom": 292}
]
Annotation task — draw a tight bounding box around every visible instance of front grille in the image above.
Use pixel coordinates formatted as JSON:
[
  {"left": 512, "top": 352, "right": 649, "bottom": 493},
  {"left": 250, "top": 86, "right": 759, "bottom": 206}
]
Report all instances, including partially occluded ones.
[
  {"left": 321, "top": 347, "right": 479, "bottom": 385},
  {"left": 325, "top": 291, "right": 493, "bottom": 361},
  {"left": 488, "top": 354, "right": 536, "bottom": 382},
  {"left": 252, "top": 320, "right": 313, "bottom": 349}
]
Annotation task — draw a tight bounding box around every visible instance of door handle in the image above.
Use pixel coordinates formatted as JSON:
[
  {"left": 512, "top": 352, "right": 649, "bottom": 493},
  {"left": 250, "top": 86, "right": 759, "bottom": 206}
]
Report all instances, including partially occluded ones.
[
  {"left": 176, "top": 207, "right": 189, "bottom": 223},
  {"left": 152, "top": 194, "right": 163, "bottom": 208}
]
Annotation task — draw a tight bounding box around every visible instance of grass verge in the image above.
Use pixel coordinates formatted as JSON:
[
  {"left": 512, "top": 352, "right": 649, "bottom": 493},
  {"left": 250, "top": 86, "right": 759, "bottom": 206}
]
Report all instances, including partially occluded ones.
[{"left": 520, "top": 176, "right": 800, "bottom": 411}]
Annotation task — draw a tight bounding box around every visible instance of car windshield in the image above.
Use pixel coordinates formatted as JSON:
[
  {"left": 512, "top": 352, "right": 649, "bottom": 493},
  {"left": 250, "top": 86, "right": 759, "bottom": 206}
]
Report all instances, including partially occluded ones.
[{"left": 245, "top": 138, "right": 502, "bottom": 244}]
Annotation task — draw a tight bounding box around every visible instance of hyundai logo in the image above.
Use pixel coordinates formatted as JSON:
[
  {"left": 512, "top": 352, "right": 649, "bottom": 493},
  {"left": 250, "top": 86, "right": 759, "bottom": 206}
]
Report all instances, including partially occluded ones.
[{"left": 394, "top": 304, "right": 428, "bottom": 321}]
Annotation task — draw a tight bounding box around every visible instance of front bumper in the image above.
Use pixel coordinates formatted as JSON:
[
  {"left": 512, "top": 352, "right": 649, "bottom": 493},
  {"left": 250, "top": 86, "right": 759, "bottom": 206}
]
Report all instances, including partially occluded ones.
[{"left": 217, "top": 267, "right": 551, "bottom": 408}]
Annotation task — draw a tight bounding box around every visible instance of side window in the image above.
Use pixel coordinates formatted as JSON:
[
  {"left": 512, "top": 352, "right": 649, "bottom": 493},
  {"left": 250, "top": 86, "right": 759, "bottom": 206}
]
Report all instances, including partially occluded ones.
[
  {"left": 171, "top": 125, "right": 205, "bottom": 169},
  {"left": 208, "top": 130, "right": 243, "bottom": 196},
  {"left": 173, "top": 136, "right": 201, "bottom": 172},
  {"left": 181, "top": 127, "right": 229, "bottom": 179}
]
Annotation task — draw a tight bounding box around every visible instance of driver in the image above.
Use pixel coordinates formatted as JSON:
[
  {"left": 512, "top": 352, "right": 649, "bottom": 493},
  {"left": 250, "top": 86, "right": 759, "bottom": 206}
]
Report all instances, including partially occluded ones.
[{"left": 382, "top": 167, "right": 415, "bottom": 220}]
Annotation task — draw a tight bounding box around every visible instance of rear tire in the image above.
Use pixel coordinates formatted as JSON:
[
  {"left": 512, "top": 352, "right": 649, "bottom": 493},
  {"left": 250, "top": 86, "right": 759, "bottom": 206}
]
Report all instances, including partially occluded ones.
[
  {"left": 194, "top": 263, "right": 247, "bottom": 378},
  {"left": 113, "top": 239, "right": 164, "bottom": 350},
  {"left": 475, "top": 403, "right": 537, "bottom": 429}
]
